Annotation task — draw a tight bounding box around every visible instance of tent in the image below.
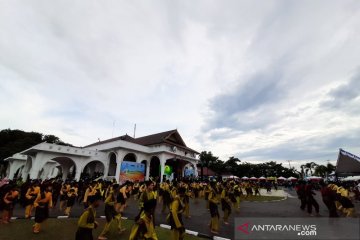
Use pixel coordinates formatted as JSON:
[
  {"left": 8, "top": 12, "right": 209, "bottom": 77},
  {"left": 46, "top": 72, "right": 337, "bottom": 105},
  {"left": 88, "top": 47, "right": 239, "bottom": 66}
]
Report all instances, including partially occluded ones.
[
  {"left": 241, "top": 176, "right": 249, "bottom": 180},
  {"left": 287, "top": 176, "right": 298, "bottom": 181},
  {"left": 306, "top": 176, "right": 323, "bottom": 181},
  {"left": 266, "top": 176, "right": 277, "bottom": 181},
  {"left": 341, "top": 176, "right": 360, "bottom": 181},
  {"left": 223, "top": 175, "right": 239, "bottom": 179},
  {"left": 250, "top": 177, "right": 258, "bottom": 181},
  {"left": 335, "top": 149, "right": 360, "bottom": 176},
  {"left": 278, "top": 176, "right": 286, "bottom": 181},
  {"left": 258, "top": 176, "right": 266, "bottom": 181}
]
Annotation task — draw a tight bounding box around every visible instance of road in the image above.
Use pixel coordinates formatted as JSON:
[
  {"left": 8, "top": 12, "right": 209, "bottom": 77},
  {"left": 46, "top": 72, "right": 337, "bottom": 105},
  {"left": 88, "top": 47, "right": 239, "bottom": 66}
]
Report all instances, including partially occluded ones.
[{"left": 10, "top": 189, "right": 360, "bottom": 239}]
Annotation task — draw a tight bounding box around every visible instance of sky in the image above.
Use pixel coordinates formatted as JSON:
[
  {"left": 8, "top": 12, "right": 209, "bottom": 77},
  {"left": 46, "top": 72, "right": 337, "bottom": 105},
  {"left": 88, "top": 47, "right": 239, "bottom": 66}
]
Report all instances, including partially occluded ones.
[{"left": 1, "top": 0, "right": 360, "bottom": 170}]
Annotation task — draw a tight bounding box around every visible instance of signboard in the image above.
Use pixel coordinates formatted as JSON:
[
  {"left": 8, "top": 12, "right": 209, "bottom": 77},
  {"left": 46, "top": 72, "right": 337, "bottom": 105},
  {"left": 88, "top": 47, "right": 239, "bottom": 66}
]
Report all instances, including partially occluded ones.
[{"left": 119, "top": 161, "right": 145, "bottom": 184}]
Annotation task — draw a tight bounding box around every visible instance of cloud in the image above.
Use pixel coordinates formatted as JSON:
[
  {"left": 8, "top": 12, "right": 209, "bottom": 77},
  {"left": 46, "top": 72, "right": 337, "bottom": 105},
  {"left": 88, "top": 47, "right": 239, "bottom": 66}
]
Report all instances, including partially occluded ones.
[
  {"left": 1, "top": 1, "right": 360, "bottom": 169},
  {"left": 321, "top": 69, "right": 360, "bottom": 112}
]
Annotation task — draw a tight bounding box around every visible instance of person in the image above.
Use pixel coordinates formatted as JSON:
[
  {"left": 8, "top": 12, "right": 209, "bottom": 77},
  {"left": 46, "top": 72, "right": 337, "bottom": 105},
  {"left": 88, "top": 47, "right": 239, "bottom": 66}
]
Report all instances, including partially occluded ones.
[
  {"left": 296, "top": 181, "right": 306, "bottom": 211},
  {"left": 320, "top": 182, "right": 338, "bottom": 217},
  {"left": 305, "top": 182, "right": 320, "bottom": 216},
  {"left": 221, "top": 184, "right": 231, "bottom": 225},
  {"left": 253, "top": 183, "right": 261, "bottom": 196},
  {"left": 161, "top": 181, "right": 171, "bottom": 213},
  {"left": 337, "top": 185, "right": 355, "bottom": 217},
  {"left": 129, "top": 199, "right": 158, "bottom": 240},
  {"left": 75, "top": 195, "right": 101, "bottom": 240},
  {"left": 33, "top": 184, "right": 53, "bottom": 233},
  {"left": 24, "top": 182, "right": 40, "bottom": 219},
  {"left": 208, "top": 181, "right": 220, "bottom": 234},
  {"left": 98, "top": 184, "right": 124, "bottom": 240},
  {"left": 118, "top": 182, "right": 133, "bottom": 213},
  {"left": 1, "top": 185, "right": 19, "bottom": 224},
  {"left": 65, "top": 188, "right": 77, "bottom": 216},
  {"left": 83, "top": 182, "right": 98, "bottom": 209},
  {"left": 136, "top": 181, "right": 156, "bottom": 223},
  {"left": 233, "top": 183, "right": 241, "bottom": 212},
  {"left": 183, "top": 183, "right": 192, "bottom": 218},
  {"left": 59, "top": 182, "right": 69, "bottom": 211},
  {"left": 169, "top": 187, "right": 186, "bottom": 240}
]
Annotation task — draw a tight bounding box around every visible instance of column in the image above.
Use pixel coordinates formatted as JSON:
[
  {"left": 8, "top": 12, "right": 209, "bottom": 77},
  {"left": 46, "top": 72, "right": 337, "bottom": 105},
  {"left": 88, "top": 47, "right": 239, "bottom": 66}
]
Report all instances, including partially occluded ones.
[
  {"left": 145, "top": 160, "right": 150, "bottom": 181},
  {"left": 160, "top": 155, "right": 166, "bottom": 183},
  {"left": 7, "top": 162, "right": 15, "bottom": 180},
  {"left": 62, "top": 165, "right": 70, "bottom": 181},
  {"left": 29, "top": 154, "right": 46, "bottom": 180},
  {"left": 115, "top": 150, "right": 125, "bottom": 183},
  {"left": 74, "top": 167, "right": 82, "bottom": 181},
  {"left": 21, "top": 157, "right": 32, "bottom": 180},
  {"left": 193, "top": 162, "right": 198, "bottom": 177}
]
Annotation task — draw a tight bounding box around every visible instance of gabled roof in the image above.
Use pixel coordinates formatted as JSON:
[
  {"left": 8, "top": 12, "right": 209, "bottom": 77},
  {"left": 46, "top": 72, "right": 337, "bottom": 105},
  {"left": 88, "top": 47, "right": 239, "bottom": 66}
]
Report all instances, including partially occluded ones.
[
  {"left": 134, "top": 129, "right": 186, "bottom": 146},
  {"left": 335, "top": 148, "right": 360, "bottom": 176},
  {"left": 84, "top": 129, "right": 199, "bottom": 154}
]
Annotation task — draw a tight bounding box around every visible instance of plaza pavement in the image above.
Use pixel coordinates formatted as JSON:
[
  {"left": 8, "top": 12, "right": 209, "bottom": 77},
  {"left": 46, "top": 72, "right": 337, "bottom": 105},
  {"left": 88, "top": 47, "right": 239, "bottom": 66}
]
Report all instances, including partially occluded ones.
[{"left": 8, "top": 188, "right": 360, "bottom": 240}]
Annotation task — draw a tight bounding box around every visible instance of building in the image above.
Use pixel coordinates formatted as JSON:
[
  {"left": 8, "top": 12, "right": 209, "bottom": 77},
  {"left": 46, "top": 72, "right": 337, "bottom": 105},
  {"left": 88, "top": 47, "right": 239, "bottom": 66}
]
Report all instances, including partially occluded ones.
[{"left": 4, "top": 129, "right": 199, "bottom": 182}]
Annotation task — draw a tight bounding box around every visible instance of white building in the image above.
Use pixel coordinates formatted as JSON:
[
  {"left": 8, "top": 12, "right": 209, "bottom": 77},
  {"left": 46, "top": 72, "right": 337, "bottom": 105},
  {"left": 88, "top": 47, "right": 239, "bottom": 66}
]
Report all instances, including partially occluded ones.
[{"left": 4, "top": 129, "right": 199, "bottom": 182}]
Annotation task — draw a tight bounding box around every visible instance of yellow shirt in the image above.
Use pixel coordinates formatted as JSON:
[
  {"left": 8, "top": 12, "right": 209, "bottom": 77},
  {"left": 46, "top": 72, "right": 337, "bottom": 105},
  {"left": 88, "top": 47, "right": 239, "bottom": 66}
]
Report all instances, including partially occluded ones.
[{"left": 77, "top": 207, "right": 97, "bottom": 229}]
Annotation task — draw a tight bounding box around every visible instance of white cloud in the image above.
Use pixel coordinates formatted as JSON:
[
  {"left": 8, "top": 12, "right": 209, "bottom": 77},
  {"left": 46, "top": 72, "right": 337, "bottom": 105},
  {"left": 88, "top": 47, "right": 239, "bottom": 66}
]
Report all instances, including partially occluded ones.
[{"left": 1, "top": 1, "right": 360, "bottom": 169}]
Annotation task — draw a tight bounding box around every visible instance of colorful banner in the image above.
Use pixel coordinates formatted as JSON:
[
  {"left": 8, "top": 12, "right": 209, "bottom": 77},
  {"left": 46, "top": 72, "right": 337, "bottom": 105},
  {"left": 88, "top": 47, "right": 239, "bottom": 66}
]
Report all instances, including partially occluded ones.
[{"left": 119, "top": 161, "right": 145, "bottom": 184}]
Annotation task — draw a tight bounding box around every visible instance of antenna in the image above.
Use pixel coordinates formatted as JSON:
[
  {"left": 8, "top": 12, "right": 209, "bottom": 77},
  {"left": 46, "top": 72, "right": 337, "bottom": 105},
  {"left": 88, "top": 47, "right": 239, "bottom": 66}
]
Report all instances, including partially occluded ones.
[{"left": 133, "top": 123, "right": 136, "bottom": 138}]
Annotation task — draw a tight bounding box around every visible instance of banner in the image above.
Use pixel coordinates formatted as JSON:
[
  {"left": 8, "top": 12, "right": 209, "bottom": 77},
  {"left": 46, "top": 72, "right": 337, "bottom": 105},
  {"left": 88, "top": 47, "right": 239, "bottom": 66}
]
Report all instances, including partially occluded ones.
[{"left": 119, "top": 161, "right": 145, "bottom": 184}]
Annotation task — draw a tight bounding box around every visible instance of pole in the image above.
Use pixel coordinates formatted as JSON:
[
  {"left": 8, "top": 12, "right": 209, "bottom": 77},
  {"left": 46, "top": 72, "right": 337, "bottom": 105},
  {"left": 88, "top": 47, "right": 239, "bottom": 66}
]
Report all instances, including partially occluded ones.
[{"left": 133, "top": 123, "right": 136, "bottom": 138}]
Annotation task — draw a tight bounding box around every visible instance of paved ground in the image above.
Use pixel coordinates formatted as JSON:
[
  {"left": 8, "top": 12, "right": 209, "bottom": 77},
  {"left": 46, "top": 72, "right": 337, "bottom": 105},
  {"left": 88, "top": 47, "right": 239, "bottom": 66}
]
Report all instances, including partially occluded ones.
[{"left": 8, "top": 188, "right": 360, "bottom": 239}]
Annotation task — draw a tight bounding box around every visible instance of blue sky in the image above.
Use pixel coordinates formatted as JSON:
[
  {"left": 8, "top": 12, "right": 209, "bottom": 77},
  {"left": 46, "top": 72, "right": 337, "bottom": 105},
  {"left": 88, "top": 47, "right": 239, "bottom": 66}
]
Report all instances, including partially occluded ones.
[{"left": 1, "top": 0, "right": 360, "bottom": 169}]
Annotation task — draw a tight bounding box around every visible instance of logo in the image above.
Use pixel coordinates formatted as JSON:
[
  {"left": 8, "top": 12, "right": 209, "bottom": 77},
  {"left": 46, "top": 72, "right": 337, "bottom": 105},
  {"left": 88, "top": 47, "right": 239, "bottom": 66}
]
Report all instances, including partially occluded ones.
[{"left": 237, "top": 222, "right": 251, "bottom": 234}]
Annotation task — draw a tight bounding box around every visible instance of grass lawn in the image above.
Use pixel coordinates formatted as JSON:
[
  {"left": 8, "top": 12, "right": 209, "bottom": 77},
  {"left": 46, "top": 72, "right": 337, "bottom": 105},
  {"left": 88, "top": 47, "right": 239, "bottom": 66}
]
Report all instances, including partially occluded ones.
[
  {"left": 240, "top": 195, "right": 286, "bottom": 202},
  {"left": 0, "top": 218, "right": 206, "bottom": 240}
]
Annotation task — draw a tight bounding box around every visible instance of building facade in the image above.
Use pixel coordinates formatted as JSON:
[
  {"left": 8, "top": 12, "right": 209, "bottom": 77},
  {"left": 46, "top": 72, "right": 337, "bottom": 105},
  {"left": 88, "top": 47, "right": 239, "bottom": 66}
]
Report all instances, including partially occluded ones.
[{"left": 5, "top": 129, "right": 199, "bottom": 182}]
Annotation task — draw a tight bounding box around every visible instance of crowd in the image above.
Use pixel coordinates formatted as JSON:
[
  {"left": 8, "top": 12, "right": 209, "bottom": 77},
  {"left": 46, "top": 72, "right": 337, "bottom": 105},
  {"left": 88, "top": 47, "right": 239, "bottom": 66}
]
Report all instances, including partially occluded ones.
[
  {"left": 295, "top": 180, "right": 360, "bottom": 217},
  {"left": 0, "top": 177, "right": 359, "bottom": 240}
]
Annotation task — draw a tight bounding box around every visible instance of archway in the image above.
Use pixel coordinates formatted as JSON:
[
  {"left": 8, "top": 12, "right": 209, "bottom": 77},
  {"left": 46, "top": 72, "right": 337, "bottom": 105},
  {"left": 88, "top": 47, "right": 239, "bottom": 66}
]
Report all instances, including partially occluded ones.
[
  {"left": 123, "top": 153, "right": 136, "bottom": 162},
  {"left": 165, "top": 158, "right": 189, "bottom": 181},
  {"left": 82, "top": 160, "right": 105, "bottom": 180},
  {"left": 183, "top": 163, "right": 195, "bottom": 178},
  {"left": 51, "top": 157, "right": 77, "bottom": 180},
  {"left": 150, "top": 156, "right": 160, "bottom": 179},
  {"left": 108, "top": 152, "right": 117, "bottom": 176},
  {"left": 13, "top": 165, "right": 24, "bottom": 179}
]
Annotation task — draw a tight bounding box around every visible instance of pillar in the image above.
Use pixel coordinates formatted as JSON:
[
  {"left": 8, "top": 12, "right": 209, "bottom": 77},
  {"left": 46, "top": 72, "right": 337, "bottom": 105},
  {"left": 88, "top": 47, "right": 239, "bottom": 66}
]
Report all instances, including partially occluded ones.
[
  {"left": 160, "top": 155, "right": 166, "bottom": 183},
  {"left": 193, "top": 163, "right": 198, "bottom": 177},
  {"left": 8, "top": 161, "right": 23, "bottom": 180},
  {"left": 115, "top": 150, "right": 126, "bottom": 183},
  {"left": 29, "top": 153, "right": 47, "bottom": 180},
  {"left": 145, "top": 160, "right": 150, "bottom": 181}
]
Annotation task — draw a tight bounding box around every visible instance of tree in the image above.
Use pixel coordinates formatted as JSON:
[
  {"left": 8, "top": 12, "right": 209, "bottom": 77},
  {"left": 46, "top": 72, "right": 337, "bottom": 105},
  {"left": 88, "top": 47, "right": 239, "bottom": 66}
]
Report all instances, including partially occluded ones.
[
  {"left": 224, "top": 156, "right": 241, "bottom": 174},
  {"left": 198, "top": 151, "right": 219, "bottom": 178},
  {"left": 0, "top": 129, "right": 72, "bottom": 176}
]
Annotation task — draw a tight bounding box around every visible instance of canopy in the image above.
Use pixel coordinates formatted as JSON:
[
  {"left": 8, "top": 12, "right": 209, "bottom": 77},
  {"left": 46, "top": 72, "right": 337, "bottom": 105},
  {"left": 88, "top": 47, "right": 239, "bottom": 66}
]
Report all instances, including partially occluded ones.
[
  {"left": 335, "top": 149, "right": 360, "bottom": 176},
  {"left": 287, "top": 177, "right": 298, "bottom": 181},
  {"left": 278, "top": 176, "right": 286, "bottom": 180},
  {"left": 250, "top": 177, "right": 258, "bottom": 180},
  {"left": 223, "top": 175, "right": 239, "bottom": 179},
  {"left": 341, "top": 176, "right": 360, "bottom": 181},
  {"left": 267, "top": 177, "right": 277, "bottom": 181},
  {"left": 306, "top": 176, "right": 323, "bottom": 181},
  {"left": 258, "top": 176, "right": 266, "bottom": 180},
  {"left": 241, "top": 176, "right": 249, "bottom": 179}
]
